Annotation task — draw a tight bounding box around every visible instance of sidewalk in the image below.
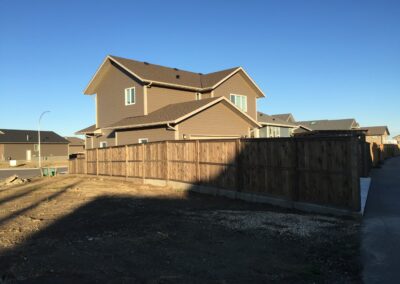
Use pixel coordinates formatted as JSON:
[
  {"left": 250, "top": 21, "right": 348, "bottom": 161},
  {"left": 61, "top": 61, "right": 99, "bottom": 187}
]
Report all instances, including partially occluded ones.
[{"left": 362, "top": 156, "right": 400, "bottom": 283}]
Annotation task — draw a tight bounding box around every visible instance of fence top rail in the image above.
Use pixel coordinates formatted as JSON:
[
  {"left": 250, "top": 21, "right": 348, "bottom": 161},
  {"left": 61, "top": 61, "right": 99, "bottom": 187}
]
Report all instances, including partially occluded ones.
[{"left": 81, "top": 136, "right": 363, "bottom": 153}]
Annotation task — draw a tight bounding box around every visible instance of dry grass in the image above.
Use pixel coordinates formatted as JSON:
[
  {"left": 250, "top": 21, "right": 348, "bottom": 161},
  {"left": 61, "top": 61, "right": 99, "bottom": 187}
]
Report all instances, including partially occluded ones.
[{"left": 0, "top": 160, "right": 68, "bottom": 169}]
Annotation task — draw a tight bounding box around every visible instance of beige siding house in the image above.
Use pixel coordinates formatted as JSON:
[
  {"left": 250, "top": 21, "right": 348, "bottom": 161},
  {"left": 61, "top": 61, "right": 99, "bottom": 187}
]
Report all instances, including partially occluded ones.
[
  {"left": 65, "top": 137, "right": 85, "bottom": 154},
  {"left": 360, "top": 126, "right": 390, "bottom": 146},
  {"left": 0, "top": 129, "right": 69, "bottom": 161},
  {"left": 257, "top": 112, "right": 310, "bottom": 138},
  {"left": 77, "top": 55, "right": 264, "bottom": 148}
]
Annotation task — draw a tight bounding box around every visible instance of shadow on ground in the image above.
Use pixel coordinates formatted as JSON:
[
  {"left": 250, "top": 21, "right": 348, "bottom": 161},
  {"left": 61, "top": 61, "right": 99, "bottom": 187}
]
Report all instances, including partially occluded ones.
[{"left": 0, "top": 178, "right": 361, "bottom": 283}]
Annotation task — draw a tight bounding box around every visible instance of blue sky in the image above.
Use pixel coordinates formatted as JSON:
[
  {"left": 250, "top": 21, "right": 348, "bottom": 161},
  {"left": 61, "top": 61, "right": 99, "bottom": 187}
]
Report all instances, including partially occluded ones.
[{"left": 1, "top": 0, "right": 399, "bottom": 137}]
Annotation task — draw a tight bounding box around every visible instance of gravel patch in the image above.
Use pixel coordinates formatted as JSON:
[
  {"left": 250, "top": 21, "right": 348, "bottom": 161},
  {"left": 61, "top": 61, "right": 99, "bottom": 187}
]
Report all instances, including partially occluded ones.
[{"left": 188, "top": 210, "right": 341, "bottom": 237}]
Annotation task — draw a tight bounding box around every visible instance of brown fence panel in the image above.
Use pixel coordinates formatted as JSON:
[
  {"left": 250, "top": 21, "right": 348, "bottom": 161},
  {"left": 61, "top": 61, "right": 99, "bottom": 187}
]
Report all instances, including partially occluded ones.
[
  {"left": 144, "top": 142, "right": 166, "bottom": 180},
  {"left": 86, "top": 149, "right": 97, "bottom": 175},
  {"left": 111, "top": 146, "right": 126, "bottom": 177},
  {"left": 198, "top": 140, "right": 237, "bottom": 189},
  {"left": 126, "top": 144, "right": 143, "bottom": 178},
  {"left": 168, "top": 140, "right": 197, "bottom": 183}
]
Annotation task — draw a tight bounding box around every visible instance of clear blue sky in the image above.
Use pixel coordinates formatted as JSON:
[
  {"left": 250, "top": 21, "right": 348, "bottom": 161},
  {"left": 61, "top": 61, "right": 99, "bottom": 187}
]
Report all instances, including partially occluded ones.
[{"left": 1, "top": 0, "right": 399, "bottom": 137}]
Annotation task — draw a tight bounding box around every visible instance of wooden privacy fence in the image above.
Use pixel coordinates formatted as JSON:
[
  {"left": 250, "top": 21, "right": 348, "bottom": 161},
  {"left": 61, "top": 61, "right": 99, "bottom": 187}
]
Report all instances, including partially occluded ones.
[{"left": 70, "top": 137, "right": 368, "bottom": 211}]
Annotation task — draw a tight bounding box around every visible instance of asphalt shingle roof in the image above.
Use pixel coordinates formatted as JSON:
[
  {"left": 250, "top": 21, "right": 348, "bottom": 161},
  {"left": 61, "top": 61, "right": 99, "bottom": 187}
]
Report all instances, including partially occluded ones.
[
  {"left": 106, "top": 97, "right": 222, "bottom": 129},
  {"left": 65, "top": 137, "right": 85, "bottom": 145},
  {"left": 296, "top": 119, "right": 359, "bottom": 131},
  {"left": 110, "top": 55, "right": 239, "bottom": 89},
  {"left": 360, "top": 126, "right": 390, "bottom": 136},
  {"left": 0, "top": 129, "right": 69, "bottom": 144},
  {"left": 257, "top": 112, "right": 298, "bottom": 127}
]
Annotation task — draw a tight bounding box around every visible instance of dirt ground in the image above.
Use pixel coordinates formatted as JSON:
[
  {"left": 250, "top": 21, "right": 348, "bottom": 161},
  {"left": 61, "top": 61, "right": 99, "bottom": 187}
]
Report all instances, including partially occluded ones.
[{"left": 0, "top": 175, "right": 361, "bottom": 283}]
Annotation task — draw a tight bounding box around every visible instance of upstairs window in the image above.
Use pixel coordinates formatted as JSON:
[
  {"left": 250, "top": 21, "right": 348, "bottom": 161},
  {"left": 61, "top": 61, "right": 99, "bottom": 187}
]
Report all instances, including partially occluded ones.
[
  {"left": 195, "top": 93, "right": 202, "bottom": 100},
  {"left": 125, "top": 87, "right": 136, "bottom": 105},
  {"left": 138, "top": 138, "right": 148, "bottom": 144},
  {"left": 230, "top": 94, "right": 247, "bottom": 112},
  {"left": 100, "top": 141, "right": 107, "bottom": 148}
]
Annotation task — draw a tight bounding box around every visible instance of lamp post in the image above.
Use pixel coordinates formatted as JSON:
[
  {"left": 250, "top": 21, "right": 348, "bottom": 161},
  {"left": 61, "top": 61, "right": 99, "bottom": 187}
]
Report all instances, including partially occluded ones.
[{"left": 38, "top": 111, "right": 50, "bottom": 168}]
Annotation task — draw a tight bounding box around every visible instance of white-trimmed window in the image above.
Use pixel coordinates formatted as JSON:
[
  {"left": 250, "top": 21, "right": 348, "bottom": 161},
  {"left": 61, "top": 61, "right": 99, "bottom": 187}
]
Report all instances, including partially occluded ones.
[
  {"left": 195, "top": 93, "right": 202, "bottom": 100},
  {"left": 138, "top": 138, "right": 148, "bottom": 144},
  {"left": 125, "top": 87, "right": 136, "bottom": 105},
  {"left": 230, "top": 94, "right": 247, "bottom": 112},
  {"left": 99, "top": 141, "right": 107, "bottom": 148}
]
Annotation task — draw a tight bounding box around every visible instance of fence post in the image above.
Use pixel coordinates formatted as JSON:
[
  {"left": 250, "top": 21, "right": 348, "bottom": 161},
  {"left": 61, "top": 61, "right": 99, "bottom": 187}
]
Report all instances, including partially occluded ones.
[
  {"left": 125, "top": 145, "right": 128, "bottom": 178},
  {"left": 84, "top": 150, "right": 87, "bottom": 175},
  {"left": 236, "top": 139, "right": 242, "bottom": 191},
  {"left": 165, "top": 141, "right": 169, "bottom": 181},
  {"left": 291, "top": 139, "right": 300, "bottom": 202},
  {"left": 142, "top": 143, "right": 146, "bottom": 181},
  {"left": 196, "top": 140, "right": 200, "bottom": 183},
  {"left": 350, "top": 137, "right": 361, "bottom": 211},
  {"left": 109, "top": 148, "right": 113, "bottom": 177},
  {"left": 96, "top": 148, "right": 99, "bottom": 176}
]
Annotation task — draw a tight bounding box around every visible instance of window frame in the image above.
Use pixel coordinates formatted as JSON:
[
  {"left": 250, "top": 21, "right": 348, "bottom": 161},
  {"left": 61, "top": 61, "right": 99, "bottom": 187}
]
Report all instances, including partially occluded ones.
[
  {"left": 229, "top": 94, "right": 247, "bottom": 112},
  {"left": 99, "top": 141, "right": 108, "bottom": 148},
  {"left": 138, "top": 138, "right": 148, "bottom": 144},
  {"left": 124, "top": 87, "right": 136, "bottom": 106}
]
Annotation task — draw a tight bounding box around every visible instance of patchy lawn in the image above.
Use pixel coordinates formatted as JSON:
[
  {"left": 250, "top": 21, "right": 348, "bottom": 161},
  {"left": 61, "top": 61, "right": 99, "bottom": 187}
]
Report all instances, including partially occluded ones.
[{"left": 0, "top": 175, "right": 361, "bottom": 283}]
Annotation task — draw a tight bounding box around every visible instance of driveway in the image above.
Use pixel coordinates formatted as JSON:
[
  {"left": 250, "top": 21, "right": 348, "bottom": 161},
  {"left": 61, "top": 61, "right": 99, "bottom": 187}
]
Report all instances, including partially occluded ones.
[
  {"left": 0, "top": 167, "right": 68, "bottom": 180},
  {"left": 362, "top": 156, "right": 400, "bottom": 283}
]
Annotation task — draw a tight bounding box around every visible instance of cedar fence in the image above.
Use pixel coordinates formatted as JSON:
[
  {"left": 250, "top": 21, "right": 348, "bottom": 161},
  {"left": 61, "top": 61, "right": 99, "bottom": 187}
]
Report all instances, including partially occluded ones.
[
  {"left": 370, "top": 143, "right": 400, "bottom": 166},
  {"left": 69, "top": 136, "right": 372, "bottom": 212}
]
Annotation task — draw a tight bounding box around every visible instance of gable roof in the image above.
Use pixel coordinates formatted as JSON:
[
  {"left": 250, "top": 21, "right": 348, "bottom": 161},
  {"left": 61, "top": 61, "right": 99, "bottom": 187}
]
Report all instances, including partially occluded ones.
[
  {"left": 270, "top": 113, "right": 295, "bottom": 123},
  {"left": 257, "top": 112, "right": 298, "bottom": 128},
  {"left": 296, "top": 119, "right": 359, "bottom": 131},
  {"left": 65, "top": 136, "right": 85, "bottom": 145},
  {"left": 84, "top": 55, "right": 265, "bottom": 97},
  {"left": 105, "top": 97, "right": 261, "bottom": 130},
  {"left": 360, "top": 126, "right": 390, "bottom": 136},
  {"left": 394, "top": 135, "right": 400, "bottom": 139},
  {"left": 76, "top": 124, "right": 98, "bottom": 135},
  {"left": 0, "top": 129, "right": 69, "bottom": 144}
]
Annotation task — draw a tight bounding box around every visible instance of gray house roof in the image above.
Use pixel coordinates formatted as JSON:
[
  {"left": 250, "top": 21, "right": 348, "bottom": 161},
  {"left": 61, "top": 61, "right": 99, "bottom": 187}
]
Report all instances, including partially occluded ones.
[
  {"left": 270, "top": 113, "right": 295, "bottom": 123},
  {"left": 257, "top": 112, "right": 298, "bottom": 128},
  {"left": 105, "top": 97, "right": 260, "bottom": 130},
  {"left": 0, "top": 129, "right": 69, "bottom": 144},
  {"left": 296, "top": 119, "right": 359, "bottom": 131},
  {"left": 359, "top": 126, "right": 390, "bottom": 136},
  {"left": 65, "top": 136, "right": 85, "bottom": 145}
]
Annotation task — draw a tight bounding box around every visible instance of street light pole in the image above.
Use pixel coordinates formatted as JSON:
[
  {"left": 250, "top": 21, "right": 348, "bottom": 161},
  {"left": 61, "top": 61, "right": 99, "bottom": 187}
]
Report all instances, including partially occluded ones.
[{"left": 38, "top": 111, "right": 50, "bottom": 168}]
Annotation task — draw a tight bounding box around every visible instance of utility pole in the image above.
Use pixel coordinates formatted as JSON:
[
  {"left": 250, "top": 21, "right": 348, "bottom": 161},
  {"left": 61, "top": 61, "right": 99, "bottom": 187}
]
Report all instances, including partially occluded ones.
[{"left": 38, "top": 111, "right": 50, "bottom": 168}]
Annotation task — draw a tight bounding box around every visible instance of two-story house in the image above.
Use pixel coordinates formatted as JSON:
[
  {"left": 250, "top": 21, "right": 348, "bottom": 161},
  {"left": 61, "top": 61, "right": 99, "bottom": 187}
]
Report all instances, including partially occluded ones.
[{"left": 77, "top": 55, "right": 264, "bottom": 148}]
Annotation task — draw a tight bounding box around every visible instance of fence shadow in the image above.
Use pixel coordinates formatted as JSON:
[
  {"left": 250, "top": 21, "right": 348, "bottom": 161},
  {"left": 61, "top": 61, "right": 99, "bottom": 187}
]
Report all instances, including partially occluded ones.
[{"left": 0, "top": 190, "right": 360, "bottom": 283}]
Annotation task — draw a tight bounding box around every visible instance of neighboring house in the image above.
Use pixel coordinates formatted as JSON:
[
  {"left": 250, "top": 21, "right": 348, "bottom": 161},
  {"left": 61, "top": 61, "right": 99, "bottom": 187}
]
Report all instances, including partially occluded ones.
[
  {"left": 294, "top": 118, "right": 360, "bottom": 134},
  {"left": 77, "top": 55, "right": 264, "bottom": 148},
  {"left": 394, "top": 135, "right": 400, "bottom": 144},
  {"left": 65, "top": 136, "right": 85, "bottom": 154},
  {"left": 257, "top": 112, "right": 310, "bottom": 137},
  {"left": 360, "top": 126, "right": 390, "bottom": 146},
  {"left": 0, "top": 129, "right": 69, "bottom": 161},
  {"left": 270, "top": 113, "right": 296, "bottom": 123}
]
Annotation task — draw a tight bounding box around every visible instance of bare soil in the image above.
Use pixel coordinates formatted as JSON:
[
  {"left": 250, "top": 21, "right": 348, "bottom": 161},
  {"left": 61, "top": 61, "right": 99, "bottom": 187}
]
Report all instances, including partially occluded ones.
[{"left": 0, "top": 175, "right": 361, "bottom": 283}]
